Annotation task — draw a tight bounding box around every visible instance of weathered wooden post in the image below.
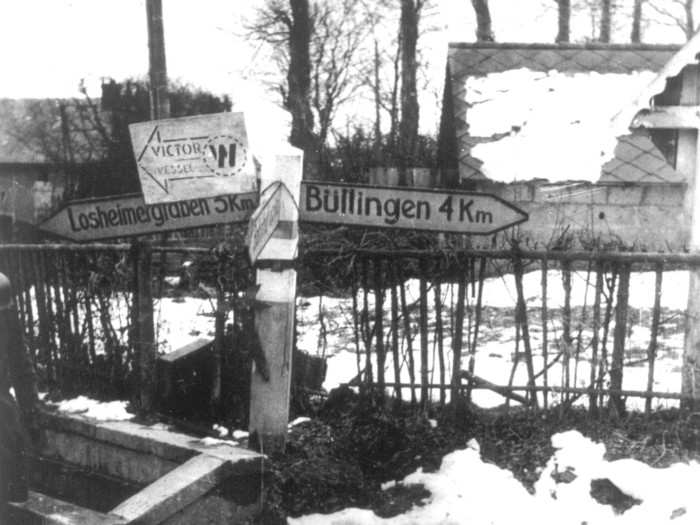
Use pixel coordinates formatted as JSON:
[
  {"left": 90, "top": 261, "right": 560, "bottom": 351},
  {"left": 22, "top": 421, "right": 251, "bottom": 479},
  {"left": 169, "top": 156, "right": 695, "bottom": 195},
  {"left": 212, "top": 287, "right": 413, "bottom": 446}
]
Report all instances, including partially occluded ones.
[
  {"left": 246, "top": 149, "right": 302, "bottom": 453},
  {"left": 131, "top": 240, "right": 156, "bottom": 412}
]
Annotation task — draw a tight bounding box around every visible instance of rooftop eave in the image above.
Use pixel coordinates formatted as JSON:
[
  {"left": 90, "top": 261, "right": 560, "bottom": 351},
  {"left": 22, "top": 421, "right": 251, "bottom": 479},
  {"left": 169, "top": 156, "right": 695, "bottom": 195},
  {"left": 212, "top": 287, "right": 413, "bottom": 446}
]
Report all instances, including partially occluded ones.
[{"left": 617, "top": 28, "right": 700, "bottom": 130}]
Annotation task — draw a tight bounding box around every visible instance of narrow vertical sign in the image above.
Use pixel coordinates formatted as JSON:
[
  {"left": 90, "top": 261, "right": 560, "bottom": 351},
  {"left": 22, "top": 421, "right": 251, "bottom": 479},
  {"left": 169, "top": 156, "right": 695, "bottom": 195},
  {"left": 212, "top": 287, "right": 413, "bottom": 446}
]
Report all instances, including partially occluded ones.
[{"left": 246, "top": 182, "right": 285, "bottom": 263}]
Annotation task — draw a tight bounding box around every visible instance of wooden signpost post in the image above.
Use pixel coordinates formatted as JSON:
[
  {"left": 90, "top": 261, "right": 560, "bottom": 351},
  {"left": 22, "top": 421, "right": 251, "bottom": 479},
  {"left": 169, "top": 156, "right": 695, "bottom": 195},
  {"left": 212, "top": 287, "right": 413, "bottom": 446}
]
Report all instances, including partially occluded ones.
[
  {"left": 245, "top": 150, "right": 302, "bottom": 454},
  {"left": 58, "top": 108, "right": 527, "bottom": 448}
]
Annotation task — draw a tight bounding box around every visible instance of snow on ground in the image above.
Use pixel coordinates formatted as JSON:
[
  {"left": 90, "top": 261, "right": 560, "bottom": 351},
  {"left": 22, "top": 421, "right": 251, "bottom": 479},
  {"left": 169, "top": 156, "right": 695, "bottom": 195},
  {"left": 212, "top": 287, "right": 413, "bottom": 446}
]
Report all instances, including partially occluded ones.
[
  {"left": 289, "top": 430, "right": 700, "bottom": 525},
  {"left": 464, "top": 69, "right": 657, "bottom": 183},
  {"left": 49, "top": 395, "right": 133, "bottom": 421},
  {"left": 296, "top": 270, "right": 689, "bottom": 410},
  {"left": 153, "top": 296, "right": 231, "bottom": 354},
  {"left": 46, "top": 268, "right": 690, "bottom": 430}
]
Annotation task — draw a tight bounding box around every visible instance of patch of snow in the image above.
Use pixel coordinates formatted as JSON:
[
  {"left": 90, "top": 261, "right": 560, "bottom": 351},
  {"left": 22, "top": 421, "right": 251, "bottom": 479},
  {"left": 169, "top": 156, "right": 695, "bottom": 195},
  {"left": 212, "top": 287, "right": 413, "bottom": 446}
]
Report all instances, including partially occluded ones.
[
  {"left": 290, "top": 431, "right": 700, "bottom": 525},
  {"left": 213, "top": 423, "right": 228, "bottom": 438},
  {"left": 232, "top": 429, "right": 249, "bottom": 440},
  {"left": 465, "top": 69, "right": 657, "bottom": 183},
  {"left": 52, "top": 396, "right": 133, "bottom": 421},
  {"left": 198, "top": 436, "right": 235, "bottom": 447},
  {"left": 163, "top": 275, "right": 181, "bottom": 287},
  {"left": 289, "top": 416, "right": 311, "bottom": 428}
]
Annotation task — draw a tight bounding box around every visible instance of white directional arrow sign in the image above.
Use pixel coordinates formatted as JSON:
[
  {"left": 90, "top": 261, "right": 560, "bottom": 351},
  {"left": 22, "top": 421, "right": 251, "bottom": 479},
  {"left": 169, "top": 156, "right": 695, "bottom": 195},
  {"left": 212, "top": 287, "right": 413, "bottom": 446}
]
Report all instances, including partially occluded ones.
[
  {"left": 300, "top": 182, "right": 528, "bottom": 234},
  {"left": 39, "top": 192, "right": 258, "bottom": 242},
  {"left": 129, "top": 112, "right": 257, "bottom": 204}
]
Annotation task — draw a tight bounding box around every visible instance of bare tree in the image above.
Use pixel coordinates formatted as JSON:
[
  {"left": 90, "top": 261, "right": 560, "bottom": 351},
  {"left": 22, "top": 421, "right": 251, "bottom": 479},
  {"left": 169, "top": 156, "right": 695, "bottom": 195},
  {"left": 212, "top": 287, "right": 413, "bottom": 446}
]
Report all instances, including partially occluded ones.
[
  {"left": 288, "top": 0, "right": 316, "bottom": 177},
  {"left": 600, "top": 0, "right": 612, "bottom": 41},
  {"left": 647, "top": 0, "right": 695, "bottom": 40},
  {"left": 247, "top": 0, "right": 376, "bottom": 177},
  {"left": 556, "top": 0, "right": 572, "bottom": 42},
  {"left": 471, "top": 0, "right": 495, "bottom": 41},
  {"left": 398, "top": 0, "right": 423, "bottom": 184},
  {"left": 631, "top": 0, "right": 644, "bottom": 42}
]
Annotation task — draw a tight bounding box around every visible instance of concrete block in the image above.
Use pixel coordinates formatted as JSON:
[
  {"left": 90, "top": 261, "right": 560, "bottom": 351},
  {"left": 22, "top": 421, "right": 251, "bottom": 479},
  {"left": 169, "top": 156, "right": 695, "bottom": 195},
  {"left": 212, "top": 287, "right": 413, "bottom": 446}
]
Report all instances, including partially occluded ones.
[
  {"left": 9, "top": 491, "right": 127, "bottom": 525},
  {"left": 605, "top": 185, "right": 645, "bottom": 206},
  {"left": 499, "top": 182, "right": 535, "bottom": 203},
  {"left": 640, "top": 184, "right": 686, "bottom": 206},
  {"left": 41, "top": 428, "right": 179, "bottom": 485}
]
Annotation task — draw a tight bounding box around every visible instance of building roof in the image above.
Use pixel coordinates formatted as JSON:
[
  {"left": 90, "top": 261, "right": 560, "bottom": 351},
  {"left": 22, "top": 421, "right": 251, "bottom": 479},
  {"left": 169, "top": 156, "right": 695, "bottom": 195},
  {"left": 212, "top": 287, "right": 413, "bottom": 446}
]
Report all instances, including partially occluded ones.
[
  {"left": 448, "top": 42, "right": 679, "bottom": 76},
  {"left": 445, "top": 42, "right": 683, "bottom": 185}
]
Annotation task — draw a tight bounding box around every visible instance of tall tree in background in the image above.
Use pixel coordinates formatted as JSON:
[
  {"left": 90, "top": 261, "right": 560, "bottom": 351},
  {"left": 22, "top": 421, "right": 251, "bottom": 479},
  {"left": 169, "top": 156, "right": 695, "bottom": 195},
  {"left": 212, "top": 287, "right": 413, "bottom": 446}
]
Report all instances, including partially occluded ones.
[
  {"left": 648, "top": 0, "right": 695, "bottom": 40},
  {"left": 398, "top": 0, "right": 422, "bottom": 184},
  {"left": 600, "top": 0, "right": 612, "bottom": 41},
  {"left": 556, "top": 0, "right": 571, "bottom": 42},
  {"left": 288, "top": 0, "right": 316, "bottom": 178},
  {"left": 471, "top": 0, "right": 495, "bottom": 41},
  {"left": 248, "top": 0, "right": 375, "bottom": 178},
  {"left": 631, "top": 0, "right": 644, "bottom": 42}
]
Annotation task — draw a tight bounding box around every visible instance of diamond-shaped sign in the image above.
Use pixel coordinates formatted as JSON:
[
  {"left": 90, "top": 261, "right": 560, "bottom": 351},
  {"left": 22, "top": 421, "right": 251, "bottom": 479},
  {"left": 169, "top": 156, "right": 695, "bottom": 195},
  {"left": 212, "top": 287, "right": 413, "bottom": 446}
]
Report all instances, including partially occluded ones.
[{"left": 129, "top": 112, "right": 257, "bottom": 204}]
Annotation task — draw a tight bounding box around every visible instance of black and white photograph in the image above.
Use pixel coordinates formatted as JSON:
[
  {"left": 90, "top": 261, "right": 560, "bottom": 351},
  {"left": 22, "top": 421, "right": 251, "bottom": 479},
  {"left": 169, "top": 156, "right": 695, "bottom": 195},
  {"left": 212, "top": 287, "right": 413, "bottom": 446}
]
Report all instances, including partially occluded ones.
[{"left": 2, "top": 1, "right": 700, "bottom": 523}]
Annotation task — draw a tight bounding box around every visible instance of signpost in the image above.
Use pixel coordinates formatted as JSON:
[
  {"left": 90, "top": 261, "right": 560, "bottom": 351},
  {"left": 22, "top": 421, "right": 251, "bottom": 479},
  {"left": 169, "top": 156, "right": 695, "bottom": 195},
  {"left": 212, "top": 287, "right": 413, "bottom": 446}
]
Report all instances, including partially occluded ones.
[
  {"left": 128, "top": 112, "right": 257, "bottom": 204},
  {"left": 39, "top": 192, "right": 258, "bottom": 242},
  {"left": 246, "top": 150, "right": 302, "bottom": 454},
  {"left": 245, "top": 181, "right": 295, "bottom": 264},
  {"left": 299, "top": 182, "right": 528, "bottom": 234}
]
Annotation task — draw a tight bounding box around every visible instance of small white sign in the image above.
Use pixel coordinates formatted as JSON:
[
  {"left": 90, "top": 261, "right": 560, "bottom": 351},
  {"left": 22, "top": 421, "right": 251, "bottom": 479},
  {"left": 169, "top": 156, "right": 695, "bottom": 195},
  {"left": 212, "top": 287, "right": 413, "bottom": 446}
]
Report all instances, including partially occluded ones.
[
  {"left": 245, "top": 182, "right": 299, "bottom": 263},
  {"left": 129, "top": 112, "right": 257, "bottom": 204}
]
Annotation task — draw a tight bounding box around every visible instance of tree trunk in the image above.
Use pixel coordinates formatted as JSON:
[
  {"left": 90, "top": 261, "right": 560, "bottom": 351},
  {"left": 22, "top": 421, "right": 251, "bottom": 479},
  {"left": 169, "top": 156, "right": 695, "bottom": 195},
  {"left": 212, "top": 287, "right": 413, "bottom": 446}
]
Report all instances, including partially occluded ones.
[
  {"left": 685, "top": 0, "right": 695, "bottom": 40},
  {"left": 471, "top": 0, "right": 495, "bottom": 42},
  {"left": 556, "top": 0, "right": 571, "bottom": 43},
  {"left": 600, "top": 0, "right": 612, "bottom": 42},
  {"left": 288, "top": 0, "right": 316, "bottom": 179},
  {"left": 399, "top": 0, "right": 421, "bottom": 186},
  {"left": 146, "top": 0, "right": 170, "bottom": 120},
  {"left": 631, "top": 0, "right": 643, "bottom": 43},
  {"left": 373, "top": 39, "right": 383, "bottom": 164}
]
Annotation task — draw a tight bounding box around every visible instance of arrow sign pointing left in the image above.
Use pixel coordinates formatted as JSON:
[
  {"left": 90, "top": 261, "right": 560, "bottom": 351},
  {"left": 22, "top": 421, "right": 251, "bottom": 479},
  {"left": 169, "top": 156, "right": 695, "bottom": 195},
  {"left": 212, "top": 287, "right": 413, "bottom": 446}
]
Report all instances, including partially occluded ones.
[
  {"left": 40, "top": 192, "right": 258, "bottom": 242},
  {"left": 129, "top": 112, "right": 258, "bottom": 204}
]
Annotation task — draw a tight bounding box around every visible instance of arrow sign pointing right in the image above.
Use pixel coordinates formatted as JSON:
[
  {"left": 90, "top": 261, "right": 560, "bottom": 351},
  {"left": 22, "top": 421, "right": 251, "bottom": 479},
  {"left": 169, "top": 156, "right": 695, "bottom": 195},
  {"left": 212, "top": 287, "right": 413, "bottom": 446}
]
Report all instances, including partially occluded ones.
[{"left": 299, "top": 182, "right": 528, "bottom": 234}]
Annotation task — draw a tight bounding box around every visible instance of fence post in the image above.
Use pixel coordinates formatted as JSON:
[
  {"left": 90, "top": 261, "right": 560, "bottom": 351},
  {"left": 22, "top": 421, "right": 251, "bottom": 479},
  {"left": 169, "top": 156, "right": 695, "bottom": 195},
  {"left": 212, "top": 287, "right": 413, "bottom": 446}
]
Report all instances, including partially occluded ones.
[
  {"left": 132, "top": 241, "right": 156, "bottom": 413},
  {"left": 609, "top": 263, "right": 630, "bottom": 416},
  {"left": 248, "top": 149, "right": 302, "bottom": 454},
  {"left": 677, "top": 65, "right": 700, "bottom": 410}
]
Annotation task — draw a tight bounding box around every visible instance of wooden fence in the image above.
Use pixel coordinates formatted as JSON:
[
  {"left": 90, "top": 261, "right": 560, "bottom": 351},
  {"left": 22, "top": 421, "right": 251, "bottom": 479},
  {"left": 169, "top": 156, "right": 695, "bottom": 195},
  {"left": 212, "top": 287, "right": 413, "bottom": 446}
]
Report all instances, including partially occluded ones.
[
  {"left": 0, "top": 243, "right": 253, "bottom": 402},
  {"left": 2, "top": 242, "right": 699, "bottom": 414},
  {"left": 300, "top": 248, "right": 700, "bottom": 413}
]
